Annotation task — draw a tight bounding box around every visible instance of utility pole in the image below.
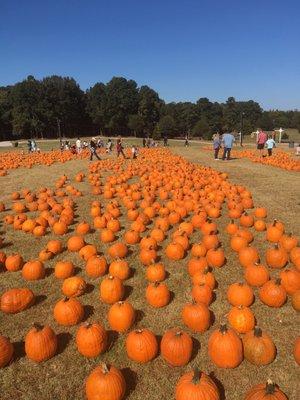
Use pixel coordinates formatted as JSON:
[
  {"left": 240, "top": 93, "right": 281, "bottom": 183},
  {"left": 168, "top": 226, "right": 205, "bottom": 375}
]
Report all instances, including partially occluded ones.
[{"left": 240, "top": 112, "right": 245, "bottom": 147}]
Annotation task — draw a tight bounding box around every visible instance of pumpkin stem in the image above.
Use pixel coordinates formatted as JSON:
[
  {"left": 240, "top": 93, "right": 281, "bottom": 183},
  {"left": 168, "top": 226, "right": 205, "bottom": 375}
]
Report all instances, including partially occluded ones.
[
  {"left": 265, "top": 380, "right": 276, "bottom": 394},
  {"left": 275, "top": 278, "right": 281, "bottom": 285},
  {"left": 220, "top": 324, "right": 228, "bottom": 334},
  {"left": 63, "top": 297, "right": 69, "bottom": 302},
  {"left": 274, "top": 243, "right": 279, "bottom": 249},
  {"left": 272, "top": 219, "right": 277, "bottom": 226},
  {"left": 135, "top": 329, "right": 143, "bottom": 334},
  {"left": 175, "top": 331, "right": 182, "bottom": 337},
  {"left": 192, "top": 368, "right": 201, "bottom": 384},
  {"left": 101, "top": 363, "right": 110, "bottom": 374},
  {"left": 254, "top": 326, "right": 262, "bottom": 337},
  {"left": 153, "top": 281, "right": 160, "bottom": 287}
]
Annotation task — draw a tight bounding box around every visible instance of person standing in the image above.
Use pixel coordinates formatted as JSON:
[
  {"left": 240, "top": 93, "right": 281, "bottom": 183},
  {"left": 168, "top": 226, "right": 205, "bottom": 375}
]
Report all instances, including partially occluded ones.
[
  {"left": 221, "top": 131, "right": 235, "bottom": 160},
  {"left": 106, "top": 139, "right": 112, "bottom": 153},
  {"left": 257, "top": 129, "right": 268, "bottom": 156},
  {"left": 184, "top": 134, "right": 189, "bottom": 147},
  {"left": 131, "top": 145, "right": 138, "bottom": 159},
  {"left": 265, "top": 135, "right": 276, "bottom": 156},
  {"left": 116, "top": 137, "right": 126, "bottom": 158},
  {"left": 213, "top": 133, "right": 221, "bottom": 160},
  {"left": 163, "top": 135, "right": 168, "bottom": 147},
  {"left": 76, "top": 137, "right": 82, "bottom": 154},
  {"left": 89, "top": 137, "right": 100, "bottom": 161},
  {"left": 142, "top": 137, "right": 146, "bottom": 147}
]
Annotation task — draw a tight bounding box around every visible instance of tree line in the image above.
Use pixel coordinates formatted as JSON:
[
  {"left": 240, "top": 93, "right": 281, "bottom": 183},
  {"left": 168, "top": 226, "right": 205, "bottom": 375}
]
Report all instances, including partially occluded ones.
[{"left": 0, "top": 75, "right": 299, "bottom": 141}]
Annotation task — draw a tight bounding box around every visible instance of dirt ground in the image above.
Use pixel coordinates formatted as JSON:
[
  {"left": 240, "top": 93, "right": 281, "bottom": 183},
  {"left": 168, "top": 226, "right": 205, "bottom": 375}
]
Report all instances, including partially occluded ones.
[{"left": 0, "top": 147, "right": 299, "bottom": 400}]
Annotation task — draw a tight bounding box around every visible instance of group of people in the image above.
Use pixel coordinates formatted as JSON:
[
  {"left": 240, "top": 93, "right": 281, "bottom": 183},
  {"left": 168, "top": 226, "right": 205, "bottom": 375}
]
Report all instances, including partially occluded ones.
[
  {"left": 60, "top": 137, "right": 139, "bottom": 161},
  {"left": 27, "top": 139, "right": 39, "bottom": 153},
  {"left": 212, "top": 129, "right": 277, "bottom": 160}
]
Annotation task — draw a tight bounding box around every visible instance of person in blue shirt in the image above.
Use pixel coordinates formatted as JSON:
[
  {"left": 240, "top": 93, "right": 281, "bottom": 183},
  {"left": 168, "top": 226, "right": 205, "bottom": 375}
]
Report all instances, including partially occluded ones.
[{"left": 221, "top": 131, "right": 235, "bottom": 160}]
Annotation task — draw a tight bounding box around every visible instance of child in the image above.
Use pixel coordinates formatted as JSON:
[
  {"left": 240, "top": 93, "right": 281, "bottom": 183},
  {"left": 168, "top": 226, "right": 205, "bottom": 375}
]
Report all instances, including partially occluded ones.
[
  {"left": 296, "top": 143, "right": 300, "bottom": 156},
  {"left": 265, "top": 135, "right": 276, "bottom": 156},
  {"left": 213, "top": 133, "right": 221, "bottom": 160},
  {"left": 131, "top": 145, "right": 138, "bottom": 159}
]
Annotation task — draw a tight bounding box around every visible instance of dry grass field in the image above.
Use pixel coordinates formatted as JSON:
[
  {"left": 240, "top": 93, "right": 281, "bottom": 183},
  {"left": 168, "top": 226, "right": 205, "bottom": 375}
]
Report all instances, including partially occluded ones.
[{"left": 0, "top": 146, "right": 299, "bottom": 400}]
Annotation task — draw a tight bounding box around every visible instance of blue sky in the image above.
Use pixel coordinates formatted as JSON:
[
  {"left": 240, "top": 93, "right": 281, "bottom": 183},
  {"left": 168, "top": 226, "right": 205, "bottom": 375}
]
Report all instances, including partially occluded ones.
[{"left": 1, "top": 0, "right": 300, "bottom": 109}]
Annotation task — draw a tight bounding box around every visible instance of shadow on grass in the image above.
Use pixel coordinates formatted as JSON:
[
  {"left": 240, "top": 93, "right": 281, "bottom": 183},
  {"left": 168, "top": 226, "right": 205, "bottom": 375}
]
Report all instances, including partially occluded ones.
[
  {"left": 107, "top": 330, "right": 119, "bottom": 351},
  {"left": 121, "top": 367, "right": 138, "bottom": 397},
  {"left": 35, "top": 294, "right": 47, "bottom": 305},
  {"left": 209, "top": 371, "right": 226, "bottom": 400},
  {"left": 84, "top": 305, "right": 94, "bottom": 321},
  {"left": 14, "top": 340, "right": 25, "bottom": 360},
  {"left": 57, "top": 332, "right": 73, "bottom": 355}
]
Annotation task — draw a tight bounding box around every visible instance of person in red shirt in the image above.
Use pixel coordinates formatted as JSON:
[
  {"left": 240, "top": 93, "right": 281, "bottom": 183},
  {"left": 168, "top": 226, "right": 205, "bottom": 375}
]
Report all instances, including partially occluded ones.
[{"left": 257, "top": 129, "right": 268, "bottom": 156}]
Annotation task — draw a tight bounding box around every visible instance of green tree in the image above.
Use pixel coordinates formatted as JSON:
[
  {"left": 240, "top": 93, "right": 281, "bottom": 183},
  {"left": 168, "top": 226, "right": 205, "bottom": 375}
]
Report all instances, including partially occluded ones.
[
  {"left": 40, "top": 75, "right": 87, "bottom": 137},
  {"left": 0, "top": 87, "right": 12, "bottom": 140},
  {"left": 157, "top": 115, "right": 175, "bottom": 137},
  {"left": 104, "top": 77, "right": 139, "bottom": 134},
  {"left": 192, "top": 118, "right": 210, "bottom": 139},
  {"left": 86, "top": 82, "right": 107, "bottom": 132},
  {"left": 128, "top": 114, "right": 145, "bottom": 136},
  {"left": 10, "top": 75, "right": 44, "bottom": 137},
  {"left": 138, "top": 86, "right": 162, "bottom": 135}
]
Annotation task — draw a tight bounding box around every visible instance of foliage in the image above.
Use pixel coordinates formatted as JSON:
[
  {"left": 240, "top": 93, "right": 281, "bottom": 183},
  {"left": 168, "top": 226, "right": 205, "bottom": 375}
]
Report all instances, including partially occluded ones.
[{"left": 0, "top": 75, "right": 299, "bottom": 140}]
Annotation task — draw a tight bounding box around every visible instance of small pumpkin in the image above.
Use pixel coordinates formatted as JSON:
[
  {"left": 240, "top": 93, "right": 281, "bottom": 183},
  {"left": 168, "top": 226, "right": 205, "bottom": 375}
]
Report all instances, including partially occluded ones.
[
  {"left": 53, "top": 297, "right": 84, "bottom": 326},
  {"left": 0, "top": 335, "right": 14, "bottom": 368},
  {"left": 242, "top": 327, "right": 276, "bottom": 366},
  {"left": 161, "top": 328, "right": 193, "bottom": 367},
  {"left": 145, "top": 281, "right": 170, "bottom": 308},
  {"left": 125, "top": 329, "right": 158, "bottom": 363},
  {"left": 108, "top": 301, "right": 135, "bottom": 332},
  {"left": 227, "top": 282, "right": 254, "bottom": 307},
  {"left": 146, "top": 263, "right": 166, "bottom": 282},
  {"left": 76, "top": 322, "right": 107, "bottom": 358},
  {"left": 86, "top": 255, "right": 107, "bottom": 278},
  {"left": 22, "top": 260, "right": 45, "bottom": 281},
  {"left": 99, "top": 275, "right": 124, "bottom": 304},
  {"left": 259, "top": 279, "right": 287, "bottom": 308},
  {"left": 54, "top": 261, "right": 74, "bottom": 279},
  {"left": 227, "top": 305, "right": 255, "bottom": 334},
  {"left": 182, "top": 302, "right": 211, "bottom": 333},
  {"left": 62, "top": 276, "right": 86, "bottom": 297},
  {"left": 265, "top": 244, "right": 288, "bottom": 269}
]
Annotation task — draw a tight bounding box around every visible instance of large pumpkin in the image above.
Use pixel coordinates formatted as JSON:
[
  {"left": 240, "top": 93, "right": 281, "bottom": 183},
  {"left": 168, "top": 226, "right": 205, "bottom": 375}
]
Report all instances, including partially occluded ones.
[
  {"left": 25, "top": 324, "right": 57, "bottom": 362},
  {"left": 175, "top": 369, "right": 220, "bottom": 400},
  {"left": 244, "top": 380, "right": 288, "bottom": 400},
  {"left": 208, "top": 324, "right": 243, "bottom": 368},
  {"left": 1, "top": 288, "right": 35, "bottom": 314},
  {"left": 85, "top": 363, "right": 126, "bottom": 400}
]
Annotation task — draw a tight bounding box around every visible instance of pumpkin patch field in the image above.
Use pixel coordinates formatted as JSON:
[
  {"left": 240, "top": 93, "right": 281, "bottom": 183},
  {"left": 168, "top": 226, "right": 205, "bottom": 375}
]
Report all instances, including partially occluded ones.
[{"left": 0, "top": 146, "right": 299, "bottom": 400}]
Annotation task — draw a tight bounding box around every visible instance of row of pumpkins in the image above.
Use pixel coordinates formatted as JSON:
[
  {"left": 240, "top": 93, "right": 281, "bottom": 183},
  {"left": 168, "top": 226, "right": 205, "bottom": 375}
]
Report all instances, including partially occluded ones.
[
  {"left": 0, "top": 149, "right": 299, "bottom": 400},
  {"left": 202, "top": 146, "right": 300, "bottom": 172}
]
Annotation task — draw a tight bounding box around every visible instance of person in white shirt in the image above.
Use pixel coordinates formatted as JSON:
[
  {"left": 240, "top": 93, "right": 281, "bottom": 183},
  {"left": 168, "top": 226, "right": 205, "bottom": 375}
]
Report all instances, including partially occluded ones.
[
  {"left": 265, "top": 136, "right": 276, "bottom": 156},
  {"left": 76, "top": 138, "right": 82, "bottom": 154}
]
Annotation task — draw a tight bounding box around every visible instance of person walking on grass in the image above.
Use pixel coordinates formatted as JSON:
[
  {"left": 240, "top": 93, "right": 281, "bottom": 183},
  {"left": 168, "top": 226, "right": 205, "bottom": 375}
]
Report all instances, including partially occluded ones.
[
  {"left": 89, "top": 137, "right": 100, "bottom": 161},
  {"left": 265, "top": 135, "right": 276, "bottom": 156},
  {"left": 184, "top": 133, "right": 189, "bottom": 147},
  {"left": 213, "top": 133, "right": 221, "bottom": 160},
  {"left": 116, "top": 137, "right": 126, "bottom": 158},
  {"left": 131, "top": 145, "right": 138, "bottom": 159},
  {"left": 221, "top": 130, "right": 235, "bottom": 160},
  {"left": 257, "top": 129, "right": 268, "bottom": 156},
  {"left": 76, "top": 137, "right": 82, "bottom": 154}
]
